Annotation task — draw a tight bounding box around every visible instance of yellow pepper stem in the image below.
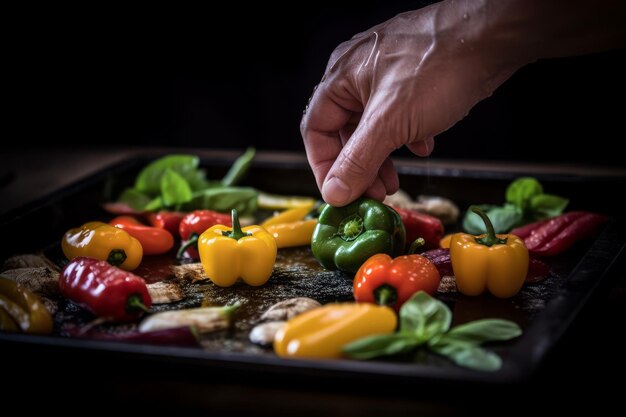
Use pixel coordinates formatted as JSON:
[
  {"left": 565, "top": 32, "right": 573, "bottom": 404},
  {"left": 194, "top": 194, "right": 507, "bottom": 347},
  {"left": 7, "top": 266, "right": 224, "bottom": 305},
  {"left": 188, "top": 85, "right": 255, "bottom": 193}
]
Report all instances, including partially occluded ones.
[
  {"left": 223, "top": 209, "right": 251, "bottom": 241},
  {"left": 472, "top": 207, "right": 508, "bottom": 247},
  {"left": 107, "top": 249, "right": 127, "bottom": 266}
]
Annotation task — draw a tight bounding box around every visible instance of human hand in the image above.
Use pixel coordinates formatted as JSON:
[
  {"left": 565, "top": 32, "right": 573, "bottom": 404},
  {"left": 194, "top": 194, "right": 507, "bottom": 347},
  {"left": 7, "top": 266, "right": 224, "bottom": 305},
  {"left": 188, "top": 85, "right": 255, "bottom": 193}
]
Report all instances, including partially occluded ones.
[{"left": 301, "top": 1, "right": 524, "bottom": 206}]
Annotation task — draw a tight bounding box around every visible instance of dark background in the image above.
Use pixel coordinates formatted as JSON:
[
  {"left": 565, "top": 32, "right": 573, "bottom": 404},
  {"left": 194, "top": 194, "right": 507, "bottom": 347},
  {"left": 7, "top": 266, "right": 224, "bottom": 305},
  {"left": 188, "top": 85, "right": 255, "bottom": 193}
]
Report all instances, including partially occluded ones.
[{"left": 7, "top": 1, "right": 626, "bottom": 165}]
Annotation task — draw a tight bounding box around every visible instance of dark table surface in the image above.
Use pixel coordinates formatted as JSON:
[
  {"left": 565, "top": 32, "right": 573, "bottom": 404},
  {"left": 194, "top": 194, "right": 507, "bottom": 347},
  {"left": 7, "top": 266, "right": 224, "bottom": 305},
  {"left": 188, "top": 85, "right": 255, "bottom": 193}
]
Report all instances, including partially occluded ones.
[{"left": 1, "top": 147, "right": 624, "bottom": 415}]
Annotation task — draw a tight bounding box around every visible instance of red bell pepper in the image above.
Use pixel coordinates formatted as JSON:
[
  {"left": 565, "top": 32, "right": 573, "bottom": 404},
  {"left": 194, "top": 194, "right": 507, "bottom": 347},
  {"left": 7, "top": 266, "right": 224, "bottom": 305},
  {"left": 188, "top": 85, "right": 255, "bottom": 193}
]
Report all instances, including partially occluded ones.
[
  {"left": 354, "top": 249, "right": 441, "bottom": 311},
  {"left": 109, "top": 216, "right": 175, "bottom": 255},
  {"left": 145, "top": 211, "right": 185, "bottom": 237},
  {"left": 511, "top": 211, "right": 608, "bottom": 257},
  {"left": 393, "top": 207, "right": 444, "bottom": 251},
  {"left": 177, "top": 210, "right": 232, "bottom": 259},
  {"left": 60, "top": 257, "right": 152, "bottom": 322}
]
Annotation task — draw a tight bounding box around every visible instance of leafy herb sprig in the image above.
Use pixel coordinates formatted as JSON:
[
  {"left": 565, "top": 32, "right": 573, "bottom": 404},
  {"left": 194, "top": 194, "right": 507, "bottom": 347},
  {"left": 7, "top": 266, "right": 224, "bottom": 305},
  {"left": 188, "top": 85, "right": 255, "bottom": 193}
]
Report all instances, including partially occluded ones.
[
  {"left": 117, "top": 148, "right": 258, "bottom": 215},
  {"left": 343, "top": 292, "right": 522, "bottom": 371},
  {"left": 463, "top": 177, "right": 569, "bottom": 234}
]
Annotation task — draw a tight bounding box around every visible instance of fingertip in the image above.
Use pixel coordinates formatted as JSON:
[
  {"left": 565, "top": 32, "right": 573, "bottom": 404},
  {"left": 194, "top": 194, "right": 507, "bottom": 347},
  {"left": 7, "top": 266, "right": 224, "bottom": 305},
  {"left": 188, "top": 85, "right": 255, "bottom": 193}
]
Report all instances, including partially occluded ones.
[
  {"left": 407, "top": 137, "right": 435, "bottom": 157},
  {"left": 364, "top": 177, "right": 387, "bottom": 202},
  {"left": 322, "top": 176, "right": 353, "bottom": 207}
]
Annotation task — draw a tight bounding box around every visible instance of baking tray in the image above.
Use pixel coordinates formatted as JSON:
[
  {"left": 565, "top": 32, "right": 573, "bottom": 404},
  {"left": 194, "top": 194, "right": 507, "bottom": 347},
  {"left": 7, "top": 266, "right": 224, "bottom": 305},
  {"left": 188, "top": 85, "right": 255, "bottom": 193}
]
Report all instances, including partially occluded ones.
[{"left": 1, "top": 153, "right": 624, "bottom": 386}]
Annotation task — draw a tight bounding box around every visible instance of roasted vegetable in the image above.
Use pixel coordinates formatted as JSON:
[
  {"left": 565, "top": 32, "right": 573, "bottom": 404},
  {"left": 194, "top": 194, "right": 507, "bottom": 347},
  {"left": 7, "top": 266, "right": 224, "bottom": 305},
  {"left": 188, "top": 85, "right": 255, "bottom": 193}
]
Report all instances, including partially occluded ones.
[
  {"left": 450, "top": 208, "right": 529, "bottom": 298},
  {"left": 139, "top": 304, "right": 237, "bottom": 333},
  {"left": 0, "top": 276, "right": 53, "bottom": 334},
  {"left": 60, "top": 257, "right": 151, "bottom": 322},
  {"left": 311, "top": 198, "right": 405, "bottom": 274},
  {"left": 274, "top": 303, "right": 396, "bottom": 359},
  {"left": 198, "top": 209, "right": 277, "bottom": 287},
  {"left": 62, "top": 222, "right": 143, "bottom": 271}
]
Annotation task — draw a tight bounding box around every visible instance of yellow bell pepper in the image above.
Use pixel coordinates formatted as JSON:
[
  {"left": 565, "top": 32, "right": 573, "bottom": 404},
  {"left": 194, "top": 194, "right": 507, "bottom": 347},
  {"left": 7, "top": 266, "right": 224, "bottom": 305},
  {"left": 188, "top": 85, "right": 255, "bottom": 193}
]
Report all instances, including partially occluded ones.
[
  {"left": 62, "top": 221, "right": 143, "bottom": 271},
  {"left": 274, "top": 303, "right": 397, "bottom": 359},
  {"left": 450, "top": 208, "right": 529, "bottom": 298},
  {"left": 258, "top": 192, "right": 317, "bottom": 211},
  {"left": 439, "top": 233, "right": 453, "bottom": 248},
  {"left": 198, "top": 209, "right": 277, "bottom": 287}
]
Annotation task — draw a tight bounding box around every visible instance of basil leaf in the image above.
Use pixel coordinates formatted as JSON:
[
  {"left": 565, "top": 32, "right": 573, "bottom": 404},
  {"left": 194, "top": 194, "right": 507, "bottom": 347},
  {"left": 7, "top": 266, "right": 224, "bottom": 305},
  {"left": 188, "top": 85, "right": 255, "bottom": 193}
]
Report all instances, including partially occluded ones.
[
  {"left": 134, "top": 155, "right": 200, "bottom": 195},
  {"left": 530, "top": 194, "right": 569, "bottom": 219},
  {"left": 343, "top": 333, "right": 419, "bottom": 360},
  {"left": 436, "top": 319, "right": 521, "bottom": 346},
  {"left": 183, "top": 187, "right": 258, "bottom": 216},
  {"left": 144, "top": 196, "right": 164, "bottom": 211},
  {"left": 462, "top": 204, "right": 523, "bottom": 234},
  {"left": 222, "top": 147, "right": 256, "bottom": 187},
  {"left": 160, "top": 168, "right": 193, "bottom": 206},
  {"left": 431, "top": 343, "right": 502, "bottom": 372},
  {"left": 185, "top": 169, "right": 212, "bottom": 191},
  {"left": 117, "top": 188, "right": 151, "bottom": 211},
  {"left": 506, "top": 177, "right": 543, "bottom": 211},
  {"left": 400, "top": 291, "right": 451, "bottom": 342}
]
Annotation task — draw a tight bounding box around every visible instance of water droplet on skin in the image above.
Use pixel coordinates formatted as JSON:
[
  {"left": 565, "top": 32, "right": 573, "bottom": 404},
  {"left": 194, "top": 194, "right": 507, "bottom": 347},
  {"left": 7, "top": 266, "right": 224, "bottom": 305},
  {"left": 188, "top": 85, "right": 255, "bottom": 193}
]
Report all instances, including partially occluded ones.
[
  {"left": 463, "top": 13, "right": 469, "bottom": 20},
  {"left": 460, "top": 38, "right": 465, "bottom": 44}
]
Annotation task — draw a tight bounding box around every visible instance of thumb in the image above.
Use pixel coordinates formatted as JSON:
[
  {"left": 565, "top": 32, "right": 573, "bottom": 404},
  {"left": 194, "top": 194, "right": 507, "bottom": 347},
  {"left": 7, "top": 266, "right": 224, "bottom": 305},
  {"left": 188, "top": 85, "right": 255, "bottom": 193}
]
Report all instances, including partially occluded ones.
[{"left": 321, "top": 108, "right": 398, "bottom": 206}]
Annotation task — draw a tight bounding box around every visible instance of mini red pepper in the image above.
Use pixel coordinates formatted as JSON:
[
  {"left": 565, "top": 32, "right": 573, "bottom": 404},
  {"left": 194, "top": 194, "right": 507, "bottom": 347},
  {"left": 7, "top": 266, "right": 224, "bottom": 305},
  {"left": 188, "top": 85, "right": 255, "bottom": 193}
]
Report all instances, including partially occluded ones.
[
  {"left": 354, "top": 239, "right": 441, "bottom": 311},
  {"left": 60, "top": 257, "right": 152, "bottom": 322},
  {"left": 178, "top": 210, "right": 232, "bottom": 259},
  {"left": 511, "top": 211, "right": 608, "bottom": 257},
  {"left": 110, "top": 216, "right": 174, "bottom": 255},
  {"left": 145, "top": 211, "right": 185, "bottom": 237},
  {"left": 393, "top": 207, "right": 444, "bottom": 251}
]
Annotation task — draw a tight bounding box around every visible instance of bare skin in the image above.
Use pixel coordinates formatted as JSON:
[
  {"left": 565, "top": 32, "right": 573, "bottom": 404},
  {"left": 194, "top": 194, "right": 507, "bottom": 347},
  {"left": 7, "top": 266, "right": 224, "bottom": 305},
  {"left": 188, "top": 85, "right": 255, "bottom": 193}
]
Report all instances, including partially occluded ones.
[{"left": 302, "top": 0, "right": 626, "bottom": 206}]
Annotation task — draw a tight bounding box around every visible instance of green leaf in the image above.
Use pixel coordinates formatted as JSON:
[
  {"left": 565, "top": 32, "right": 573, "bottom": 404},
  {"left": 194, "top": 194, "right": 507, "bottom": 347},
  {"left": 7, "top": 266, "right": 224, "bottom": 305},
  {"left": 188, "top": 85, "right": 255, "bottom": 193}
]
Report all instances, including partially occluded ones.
[
  {"left": 435, "top": 319, "right": 522, "bottom": 346},
  {"left": 182, "top": 187, "right": 258, "bottom": 216},
  {"left": 221, "top": 147, "right": 256, "bottom": 187},
  {"left": 144, "top": 196, "right": 164, "bottom": 211},
  {"left": 134, "top": 155, "right": 200, "bottom": 195},
  {"left": 431, "top": 344, "right": 502, "bottom": 372},
  {"left": 399, "top": 291, "right": 452, "bottom": 342},
  {"left": 506, "top": 177, "right": 543, "bottom": 211},
  {"left": 117, "top": 188, "right": 151, "bottom": 211},
  {"left": 530, "top": 194, "right": 569, "bottom": 219},
  {"left": 185, "top": 169, "right": 212, "bottom": 191},
  {"left": 342, "top": 333, "right": 419, "bottom": 360},
  {"left": 462, "top": 204, "right": 523, "bottom": 234},
  {"left": 160, "top": 168, "right": 193, "bottom": 206}
]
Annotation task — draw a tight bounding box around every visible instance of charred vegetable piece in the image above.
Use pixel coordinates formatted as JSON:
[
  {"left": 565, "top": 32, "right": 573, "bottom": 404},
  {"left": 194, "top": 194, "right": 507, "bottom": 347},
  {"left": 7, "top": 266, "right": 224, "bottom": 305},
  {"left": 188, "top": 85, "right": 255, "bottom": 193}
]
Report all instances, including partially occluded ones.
[
  {"left": 138, "top": 304, "right": 238, "bottom": 333},
  {"left": 60, "top": 257, "right": 151, "bottom": 322},
  {"left": 146, "top": 281, "right": 185, "bottom": 304},
  {"left": 62, "top": 222, "right": 143, "bottom": 271},
  {"left": 1, "top": 254, "right": 59, "bottom": 272},
  {"left": 249, "top": 321, "right": 286, "bottom": 347},
  {"left": 0, "top": 276, "right": 53, "bottom": 334},
  {"left": 260, "top": 297, "right": 321, "bottom": 322}
]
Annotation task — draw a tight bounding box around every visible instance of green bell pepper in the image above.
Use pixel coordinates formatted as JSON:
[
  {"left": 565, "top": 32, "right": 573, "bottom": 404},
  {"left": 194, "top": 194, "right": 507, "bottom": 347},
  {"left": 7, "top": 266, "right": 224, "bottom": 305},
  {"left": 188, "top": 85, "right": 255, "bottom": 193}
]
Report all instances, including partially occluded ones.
[{"left": 311, "top": 198, "right": 406, "bottom": 274}]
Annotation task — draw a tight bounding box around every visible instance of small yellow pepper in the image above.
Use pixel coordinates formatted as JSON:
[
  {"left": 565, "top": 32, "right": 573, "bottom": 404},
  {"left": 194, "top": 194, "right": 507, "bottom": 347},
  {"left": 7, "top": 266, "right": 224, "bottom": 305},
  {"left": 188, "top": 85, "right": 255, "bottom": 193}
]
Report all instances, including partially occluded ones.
[
  {"left": 261, "top": 204, "right": 315, "bottom": 227},
  {"left": 274, "top": 303, "right": 397, "bottom": 359},
  {"left": 0, "top": 277, "right": 53, "bottom": 334},
  {"left": 62, "top": 221, "right": 143, "bottom": 271},
  {"left": 198, "top": 209, "right": 277, "bottom": 287},
  {"left": 265, "top": 219, "right": 317, "bottom": 249},
  {"left": 450, "top": 208, "right": 529, "bottom": 298},
  {"left": 439, "top": 233, "right": 453, "bottom": 248}
]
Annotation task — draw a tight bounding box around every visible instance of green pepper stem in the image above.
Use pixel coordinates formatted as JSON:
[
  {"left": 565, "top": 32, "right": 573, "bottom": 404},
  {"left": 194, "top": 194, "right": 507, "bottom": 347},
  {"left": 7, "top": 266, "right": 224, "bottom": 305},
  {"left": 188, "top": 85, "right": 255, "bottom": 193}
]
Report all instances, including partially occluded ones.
[
  {"left": 107, "top": 249, "right": 127, "bottom": 266},
  {"left": 226, "top": 209, "right": 251, "bottom": 240},
  {"left": 374, "top": 284, "right": 398, "bottom": 308},
  {"left": 472, "top": 207, "right": 507, "bottom": 247},
  {"left": 176, "top": 233, "right": 199, "bottom": 259},
  {"left": 408, "top": 238, "right": 426, "bottom": 255},
  {"left": 126, "top": 294, "right": 150, "bottom": 313}
]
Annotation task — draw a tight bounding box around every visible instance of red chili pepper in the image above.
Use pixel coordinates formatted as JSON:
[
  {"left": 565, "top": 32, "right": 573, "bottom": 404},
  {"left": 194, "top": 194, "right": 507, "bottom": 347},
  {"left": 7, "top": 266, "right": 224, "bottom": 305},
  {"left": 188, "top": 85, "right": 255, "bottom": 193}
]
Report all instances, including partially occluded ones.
[
  {"left": 511, "top": 211, "right": 608, "bottom": 257},
  {"left": 354, "top": 242, "right": 441, "bottom": 311},
  {"left": 145, "top": 211, "right": 185, "bottom": 237},
  {"left": 392, "top": 207, "right": 444, "bottom": 251},
  {"left": 177, "top": 210, "right": 232, "bottom": 259},
  {"left": 109, "top": 216, "right": 175, "bottom": 255},
  {"left": 60, "top": 257, "right": 152, "bottom": 322}
]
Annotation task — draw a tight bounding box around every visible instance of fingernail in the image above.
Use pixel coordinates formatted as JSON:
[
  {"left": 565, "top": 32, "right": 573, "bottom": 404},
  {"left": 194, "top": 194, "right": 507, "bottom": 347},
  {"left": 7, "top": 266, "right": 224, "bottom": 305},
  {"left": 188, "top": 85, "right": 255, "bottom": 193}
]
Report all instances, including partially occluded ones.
[{"left": 322, "top": 176, "right": 351, "bottom": 206}]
